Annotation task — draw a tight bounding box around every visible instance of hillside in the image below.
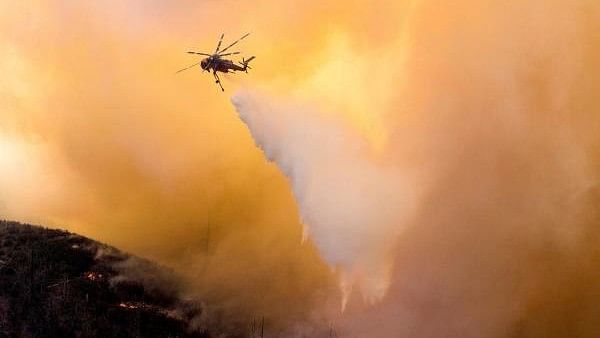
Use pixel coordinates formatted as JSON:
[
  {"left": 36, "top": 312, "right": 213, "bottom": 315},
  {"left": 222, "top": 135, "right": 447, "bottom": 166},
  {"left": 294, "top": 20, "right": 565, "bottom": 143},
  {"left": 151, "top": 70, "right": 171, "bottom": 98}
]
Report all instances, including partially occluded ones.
[{"left": 0, "top": 220, "right": 210, "bottom": 338}]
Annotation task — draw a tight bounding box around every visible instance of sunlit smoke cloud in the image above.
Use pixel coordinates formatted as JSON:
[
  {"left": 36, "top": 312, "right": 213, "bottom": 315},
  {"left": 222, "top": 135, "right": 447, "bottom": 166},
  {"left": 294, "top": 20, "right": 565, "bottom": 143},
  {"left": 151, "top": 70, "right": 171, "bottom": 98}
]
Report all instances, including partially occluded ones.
[{"left": 3, "top": 0, "right": 600, "bottom": 337}]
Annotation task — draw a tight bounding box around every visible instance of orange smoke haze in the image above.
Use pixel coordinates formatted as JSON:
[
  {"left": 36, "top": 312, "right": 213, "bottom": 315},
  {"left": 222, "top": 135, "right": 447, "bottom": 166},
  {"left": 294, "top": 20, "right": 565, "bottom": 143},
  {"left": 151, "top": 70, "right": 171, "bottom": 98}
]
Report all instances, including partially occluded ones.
[{"left": 3, "top": 1, "right": 600, "bottom": 337}]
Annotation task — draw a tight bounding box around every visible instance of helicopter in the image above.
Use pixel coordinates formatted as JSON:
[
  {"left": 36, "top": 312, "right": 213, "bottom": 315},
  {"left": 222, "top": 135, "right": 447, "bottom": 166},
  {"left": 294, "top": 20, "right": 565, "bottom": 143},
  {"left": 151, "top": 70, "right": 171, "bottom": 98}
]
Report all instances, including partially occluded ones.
[{"left": 176, "top": 33, "right": 255, "bottom": 91}]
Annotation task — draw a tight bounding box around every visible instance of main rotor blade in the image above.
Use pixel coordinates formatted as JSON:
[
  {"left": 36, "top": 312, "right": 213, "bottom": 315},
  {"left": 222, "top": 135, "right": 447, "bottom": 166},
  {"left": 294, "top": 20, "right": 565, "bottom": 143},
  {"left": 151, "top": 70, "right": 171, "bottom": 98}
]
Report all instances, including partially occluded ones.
[
  {"left": 218, "top": 51, "right": 240, "bottom": 57},
  {"left": 187, "top": 51, "right": 212, "bottom": 56},
  {"left": 218, "top": 33, "right": 250, "bottom": 54},
  {"left": 175, "top": 61, "right": 202, "bottom": 74},
  {"left": 214, "top": 33, "right": 225, "bottom": 53}
]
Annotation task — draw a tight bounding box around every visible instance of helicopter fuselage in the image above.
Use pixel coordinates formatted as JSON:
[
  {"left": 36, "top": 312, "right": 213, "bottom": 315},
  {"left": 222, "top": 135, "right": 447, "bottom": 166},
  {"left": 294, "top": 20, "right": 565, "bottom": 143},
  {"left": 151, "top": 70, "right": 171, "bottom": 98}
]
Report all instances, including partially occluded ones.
[{"left": 201, "top": 56, "right": 245, "bottom": 73}]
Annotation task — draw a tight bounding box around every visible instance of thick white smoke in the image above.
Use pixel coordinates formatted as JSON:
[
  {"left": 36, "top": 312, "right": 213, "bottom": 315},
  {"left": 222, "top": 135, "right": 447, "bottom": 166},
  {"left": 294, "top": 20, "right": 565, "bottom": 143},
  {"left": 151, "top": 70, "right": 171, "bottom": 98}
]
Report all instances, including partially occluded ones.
[{"left": 232, "top": 91, "right": 416, "bottom": 305}]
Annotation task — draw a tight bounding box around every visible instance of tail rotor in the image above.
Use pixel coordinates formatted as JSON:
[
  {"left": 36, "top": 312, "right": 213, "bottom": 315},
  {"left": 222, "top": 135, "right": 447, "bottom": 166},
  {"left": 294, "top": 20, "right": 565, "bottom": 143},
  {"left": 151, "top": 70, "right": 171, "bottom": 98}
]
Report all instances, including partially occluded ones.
[{"left": 241, "top": 56, "right": 256, "bottom": 73}]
